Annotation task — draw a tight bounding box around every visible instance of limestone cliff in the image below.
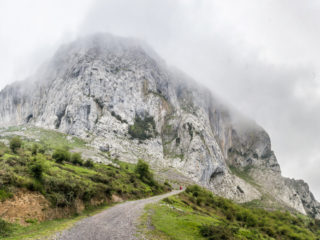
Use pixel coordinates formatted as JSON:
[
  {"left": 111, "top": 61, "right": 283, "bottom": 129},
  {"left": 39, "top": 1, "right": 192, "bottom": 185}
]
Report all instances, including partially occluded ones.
[{"left": 0, "top": 33, "right": 318, "bottom": 218}]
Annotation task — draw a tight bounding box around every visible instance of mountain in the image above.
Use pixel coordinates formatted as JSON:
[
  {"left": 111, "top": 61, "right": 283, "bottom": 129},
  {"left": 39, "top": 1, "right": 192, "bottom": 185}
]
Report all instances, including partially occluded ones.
[{"left": 0, "top": 33, "right": 319, "bottom": 218}]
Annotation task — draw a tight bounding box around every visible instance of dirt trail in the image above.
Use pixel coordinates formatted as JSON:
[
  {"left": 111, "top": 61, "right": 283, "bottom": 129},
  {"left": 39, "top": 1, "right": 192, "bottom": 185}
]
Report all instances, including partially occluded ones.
[{"left": 54, "top": 190, "right": 182, "bottom": 240}]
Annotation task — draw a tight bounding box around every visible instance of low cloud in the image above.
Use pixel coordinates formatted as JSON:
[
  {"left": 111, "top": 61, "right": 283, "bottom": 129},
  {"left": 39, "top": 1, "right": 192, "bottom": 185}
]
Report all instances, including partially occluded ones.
[{"left": 80, "top": 0, "right": 320, "bottom": 199}]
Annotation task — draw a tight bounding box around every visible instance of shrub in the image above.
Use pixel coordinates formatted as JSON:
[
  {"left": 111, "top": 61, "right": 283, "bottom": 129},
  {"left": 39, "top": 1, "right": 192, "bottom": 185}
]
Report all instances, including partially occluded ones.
[
  {"left": 31, "top": 144, "right": 38, "bottom": 155},
  {"left": 9, "top": 136, "right": 22, "bottom": 153},
  {"left": 261, "top": 226, "right": 276, "bottom": 238},
  {"left": 164, "top": 181, "right": 172, "bottom": 190},
  {"left": 84, "top": 159, "right": 94, "bottom": 168},
  {"left": 128, "top": 115, "right": 156, "bottom": 140},
  {"left": 29, "top": 160, "right": 44, "bottom": 180},
  {"left": 163, "top": 197, "right": 175, "bottom": 204},
  {"left": 71, "top": 152, "right": 83, "bottom": 166},
  {"left": 134, "top": 160, "right": 160, "bottom": 191},
  {"left": 89, "top": 174, "right": 110, "bottom": 184},
  {"left": 135, "top": 160, "right": 152, "bottom": 182},
  {"left": 111, "top": 111, "right": 128, "bottom": 123},
  {"left": 199, "top": 224, "right": 235, "bottom": 240},
  {"left": 0, "top": 143, "right": 8, "bottom": 157},
  {"left": 26, "top": 179, "right": 43, "bottom": 192},
  {"left": 105, "top": 187, "right": 112, "bottom": 198},
  {"left": 0, "top": 189, "right": 13, "bottom": 201},
  {"left": 0, "top": 219, "right": 13, "bottom": 237},
  {"left": 44, "top": 177, "right": 81, "bottom": 206},
  {"left": 47, "top": 192, "right": 69, "bottom": 207},
  {"left": 25, "top": 218, "right": 38, "bottom": 224},
  {"left": 52, "top": 149, "right": 70, "bottom": 163},
  {"left": 38, "top": 146, "right": 46, "bottom": 154},
  {"left": 185, "top": 185, "right": 216, "bottom": 207}
]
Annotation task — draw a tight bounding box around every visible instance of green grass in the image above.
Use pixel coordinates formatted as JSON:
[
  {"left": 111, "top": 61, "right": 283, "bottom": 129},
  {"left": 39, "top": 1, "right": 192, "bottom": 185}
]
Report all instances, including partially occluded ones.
[
  {"left": 25, "top": 126, "right": 87, "bottom": 149},
  {"left": 144, "top": 185, "right": 320, "bottom": 240},
  {"left": 0, "top": 125, "right": 87, "bottom": 150},
  {"left": 146, "top": 202, "right": 211, "bottom": 240},
  {"left": 0, "top": 189, "right": 13, "bottom": 201},
  {"left": 0, "top": 132, "right": 166, "bottom": 207}
]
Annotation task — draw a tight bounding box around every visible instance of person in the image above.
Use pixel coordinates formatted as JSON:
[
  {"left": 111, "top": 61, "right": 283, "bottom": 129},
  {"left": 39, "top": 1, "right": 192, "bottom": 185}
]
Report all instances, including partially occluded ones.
[{"left": 179, "top": 186, "right": 183, "bottom": 190}]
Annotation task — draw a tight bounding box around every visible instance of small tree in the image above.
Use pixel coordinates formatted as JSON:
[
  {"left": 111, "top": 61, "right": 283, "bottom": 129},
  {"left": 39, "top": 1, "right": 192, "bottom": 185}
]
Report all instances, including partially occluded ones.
[
  {"left": 9, "top": 137, "right": 22, "bottom": 153},
  {"left": 52, "top": 149, "right": 70, "bottom": 163},
  {"left": 71, "top": 152, "right": 83, "bottom": 166},
  {"left": 135, "top": 160, "right": 154, "bottom": 184}
]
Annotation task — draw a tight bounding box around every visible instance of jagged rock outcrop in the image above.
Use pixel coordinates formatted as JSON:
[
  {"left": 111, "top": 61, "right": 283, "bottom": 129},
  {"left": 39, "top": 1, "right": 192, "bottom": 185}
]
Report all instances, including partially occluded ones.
[
  {"left": 285, "top": 178, "right": 320, "bottom": 218},
  {"left": 0, "top": 33, "right": 319, "bottom": 218}
]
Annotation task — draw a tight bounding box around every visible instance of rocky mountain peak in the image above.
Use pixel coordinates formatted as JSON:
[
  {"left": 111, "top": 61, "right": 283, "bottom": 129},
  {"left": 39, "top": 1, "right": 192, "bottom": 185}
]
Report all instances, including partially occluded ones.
[{"left": 0, "top": 33, "right": 319, "bottom": 218}]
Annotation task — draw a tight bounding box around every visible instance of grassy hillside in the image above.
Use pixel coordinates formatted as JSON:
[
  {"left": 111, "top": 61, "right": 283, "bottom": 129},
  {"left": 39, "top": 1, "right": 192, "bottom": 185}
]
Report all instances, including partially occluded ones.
[
  {"left": 0, "top": 126, "right": 170, "bottom": 239},
  {"left": 143, "top": 185, "right": 320, "bottom": 240}
]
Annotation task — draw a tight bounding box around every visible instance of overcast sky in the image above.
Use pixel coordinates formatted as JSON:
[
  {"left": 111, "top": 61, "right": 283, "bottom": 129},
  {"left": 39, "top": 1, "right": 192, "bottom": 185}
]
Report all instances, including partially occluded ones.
[{"left": 1, "top": 0, "right": 320, "bottom": 200}]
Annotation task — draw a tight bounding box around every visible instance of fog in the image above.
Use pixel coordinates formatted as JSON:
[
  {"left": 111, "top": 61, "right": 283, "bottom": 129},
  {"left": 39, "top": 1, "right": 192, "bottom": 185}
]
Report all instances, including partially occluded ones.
[{"left": 1, "top": 0, "right": 320, "bottom": 199}]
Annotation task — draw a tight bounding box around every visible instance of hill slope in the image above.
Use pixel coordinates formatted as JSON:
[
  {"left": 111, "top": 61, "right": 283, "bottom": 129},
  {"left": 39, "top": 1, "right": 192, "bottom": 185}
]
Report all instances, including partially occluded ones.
[
  {"left": 0, "top": 33, "right": 319, "bottom": 218},
  {"left": 0, "top": 126, "right": 171, "bottom": 239},
  {"left": 142, "top": 186, "right": 320, "bottom": 240}
]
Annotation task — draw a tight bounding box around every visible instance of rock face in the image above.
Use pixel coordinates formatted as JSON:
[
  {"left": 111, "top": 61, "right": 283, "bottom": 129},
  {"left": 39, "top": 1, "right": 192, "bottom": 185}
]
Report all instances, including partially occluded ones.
[
  {"left": 0, "top": 33, "right": 319, "bottom": 218},
  {"left": 285, "top": 178, "right": 320, "bottom": 219}
]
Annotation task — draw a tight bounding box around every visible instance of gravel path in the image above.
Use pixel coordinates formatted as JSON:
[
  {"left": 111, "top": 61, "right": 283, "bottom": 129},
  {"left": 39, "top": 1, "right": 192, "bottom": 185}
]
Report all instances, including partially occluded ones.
[{"left": 54, "top": 190, "right": 182, "bottom": 240}]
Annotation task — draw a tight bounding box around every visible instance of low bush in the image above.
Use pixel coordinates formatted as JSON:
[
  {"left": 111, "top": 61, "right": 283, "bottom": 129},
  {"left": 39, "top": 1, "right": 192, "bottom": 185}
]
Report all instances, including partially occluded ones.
[
  {"left": 52, "top": 148, "right": 70, "bottom": 163},
  {"left": 0, "top": 189, "right": 13, "bottom": 201},
  {"left": 128, "top": 115, "right": 156, "bottom": 140},
  {"left": 9, "top": 136, "right": 22, "bottom": 153},
  {"left": 0, "top": 219, "right": 14, "bottom": 237},
  {"left": 38, "top": 146, "right": 46, "bottom": 154},
  {"left": 164, "top": 181, "right": 172, "bottom": 191},
  {"left": 200, "top": 224, "right": 235, "bottom": 240},
  {"left": 71, "top": 152, "right": 83, "bottom": 166},
  {"left": 29, "top": 160, "right": 44, "bottom": 180},
  {"left": 135, "top": 159, "right": 155, "bottom": 185},
  {"left": 84, "top": 159, "right": 94, "bottom": 168}
]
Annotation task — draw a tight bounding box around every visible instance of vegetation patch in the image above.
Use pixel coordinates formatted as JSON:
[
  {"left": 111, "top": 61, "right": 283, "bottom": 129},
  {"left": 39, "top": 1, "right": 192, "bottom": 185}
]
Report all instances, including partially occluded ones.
[
  {"left": 161, "top": 115, "right": 185, "bottom": 160},
  {"left": 135, "top": 160, "right": 162, "bottom": 189},
  {"left": 9, "top": 137, "right": 22, "bottom": 153},
  {"left": 111, "top": 111, "right": 128, "bottom": 124},
  {"left": 0, "top": 219, "right": 15, "bottom": 238},
  {"left": 24, "top": 126, "right": 87, "bottom": 149},
  {"left": 0, "top": 131, "right": 170, "bottom": 239},
  {"left": 0, "top": 189, "right": 13, "bottom": 202},
  {"left": 128, "top": 115, "right": 157, "bottom": 140},
  {"left": 144, "top": 185, "right": 320, "bottom": 240},
  {"left": 229, "top": 165, "right": 260, "bottom": 188}
]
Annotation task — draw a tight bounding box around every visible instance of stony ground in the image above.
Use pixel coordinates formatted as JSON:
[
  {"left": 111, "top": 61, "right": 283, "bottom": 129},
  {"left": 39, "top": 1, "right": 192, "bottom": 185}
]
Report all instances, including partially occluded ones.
[{"left": 53, "top": 190, "right": 182, "bottom": 240}]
